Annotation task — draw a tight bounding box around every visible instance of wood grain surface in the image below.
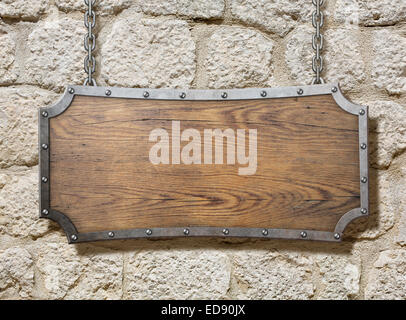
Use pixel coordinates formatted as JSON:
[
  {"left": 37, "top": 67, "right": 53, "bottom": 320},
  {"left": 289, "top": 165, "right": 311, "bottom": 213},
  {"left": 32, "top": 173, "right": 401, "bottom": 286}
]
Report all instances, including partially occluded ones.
[{"left": 49, "top": 95, "right": 360, "bottom": 233}]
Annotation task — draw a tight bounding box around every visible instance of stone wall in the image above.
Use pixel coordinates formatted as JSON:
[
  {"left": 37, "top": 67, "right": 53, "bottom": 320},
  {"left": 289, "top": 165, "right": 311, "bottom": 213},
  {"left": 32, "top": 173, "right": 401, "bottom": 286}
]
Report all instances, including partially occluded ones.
[{"left": 0, "top": 0, "right": 405, "bottom": 300}]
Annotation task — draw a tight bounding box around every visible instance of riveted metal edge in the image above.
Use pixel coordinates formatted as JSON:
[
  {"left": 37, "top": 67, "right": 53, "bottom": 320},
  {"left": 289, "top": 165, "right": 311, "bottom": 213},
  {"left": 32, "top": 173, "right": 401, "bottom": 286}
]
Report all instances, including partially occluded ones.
[
  {"left": 71, "top": 227, "right": 341, "bottom": 243},
  {"left": 39, "top": 83, "right": 367, "bottom": 244},
  {"left": 331, "top": 84, "right": 364, "bottom": 115},
  {"left": 359, "top": 105, "right": 369, "bottom": 214},
  {"left": 334, "top": 208, "right": 364, "bottom": 235},
  {"left": 45, "top": 210, "right": 78, "bottom": 244},
  {"left": 332, "top": 100, "right": 369, "bottom": 236},
  {"left": 45, "top": 87, "right": 75, "bottom": 118},
  {"left": 69, "top": 83, "right": 335, "bottom": 101},
  {"left": 38, "top": 107, "right": 50, "bottom": 221}
]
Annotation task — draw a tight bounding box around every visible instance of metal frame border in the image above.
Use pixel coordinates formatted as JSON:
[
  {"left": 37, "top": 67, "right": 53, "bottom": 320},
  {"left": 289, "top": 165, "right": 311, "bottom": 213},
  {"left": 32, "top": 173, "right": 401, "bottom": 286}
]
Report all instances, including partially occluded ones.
[{"left": 38, "top": 82, "right": 369, "bottom": 243}]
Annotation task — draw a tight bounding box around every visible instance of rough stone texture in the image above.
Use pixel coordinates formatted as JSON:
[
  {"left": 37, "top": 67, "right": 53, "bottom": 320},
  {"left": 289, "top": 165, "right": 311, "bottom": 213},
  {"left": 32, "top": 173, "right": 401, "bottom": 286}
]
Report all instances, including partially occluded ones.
[
  {"left": 231, "top": 250, "right": 314, "bottom": 299},
  {"left": 335, "top": 0, "right": 406, "bottom": 26},
  {"left": 34, "top": 239, "right": 123, "bottom": 299},
  {"left": 0, "top": 247, "right": 34, "bottom": 299},
  {"left": 0, "top": 0, "right": 48, "bottom": 21},
  {"left": 230, "top": 0, "right": 313, "bottom": 37},
  {"left": 55, "top": 0, "right": 132, "bottom": 15},
  {"left": 125, "top": 247, "right": 231, "bottom": 299},
  {"left": 34, "top": 241, "right": 82, "bottom": 299},
  {"left": 205, "top": 27, "right": 274, "bottom": 89},
  {"left": 368, "top": 101, "right": 406, "bottom": 169},
  {"left": 141, "top": 0, "right": 225, "bottom": 19},
  {"left": 365, "top": 249, "right": 406, "bottom": 299},
  {"left": 0, "top": 166, "right": 51, "bottom": 239},
  {"left": 393, "top": 154, "right": 406, "bottom": 246},
  {"left": 0, "top": 87, "right": 58, "bottom": 168},
  {"left": 286, "top": 26, "right": 365, "bottom": 90},
  {"left": 0, "top": 0, "right": 405, "bottom": 301},
  {"left": 101, "top": 16, "right": 195, "bottom": 88},
  {"left": 0, "top": 32, "right": 17, "bottom": 85},
  {"left": 25, "top": 18, "right": 84, "bottom": 92},
  {"left": 346, "top": 168, "right": 398, "bottom": 239},
  {"left": 315, "top": 255, "right": 360, "bottom": 299},
  {"left": 397, "top": 209, "right": 406, "bottom": 246},
  {"left": 372, "top": 30, "right": 406, "bottom": 95}
]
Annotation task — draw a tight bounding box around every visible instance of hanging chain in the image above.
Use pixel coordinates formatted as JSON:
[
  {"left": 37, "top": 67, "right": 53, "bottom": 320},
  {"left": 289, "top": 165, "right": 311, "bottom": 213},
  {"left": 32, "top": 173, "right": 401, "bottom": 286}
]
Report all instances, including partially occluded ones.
[
  {"left": 312, "top": 0, "right": 325, "bottom": 85},
  {"left": 83, "top": 0, "right": 324, "bottom": 86},
  {"left": 84, "top": 0, "right": 97, "bottom": 86}
]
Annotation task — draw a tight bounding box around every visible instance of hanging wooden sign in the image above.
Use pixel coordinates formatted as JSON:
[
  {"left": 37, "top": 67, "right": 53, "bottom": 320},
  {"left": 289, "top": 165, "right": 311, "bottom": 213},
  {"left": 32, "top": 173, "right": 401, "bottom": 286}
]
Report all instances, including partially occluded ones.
[{"left": 39, "top": 84, "right": 368, "bottom": 243}]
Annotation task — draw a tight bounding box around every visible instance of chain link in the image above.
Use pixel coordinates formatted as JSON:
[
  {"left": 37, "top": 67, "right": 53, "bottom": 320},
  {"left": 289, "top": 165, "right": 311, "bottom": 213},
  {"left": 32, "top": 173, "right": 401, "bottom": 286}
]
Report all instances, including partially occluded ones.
[
  {"left": 84, "top": 0, "right": 96, "bottom": 86},
  {"left": 311, "top": 0, "right": 324, "bottom": 85}
]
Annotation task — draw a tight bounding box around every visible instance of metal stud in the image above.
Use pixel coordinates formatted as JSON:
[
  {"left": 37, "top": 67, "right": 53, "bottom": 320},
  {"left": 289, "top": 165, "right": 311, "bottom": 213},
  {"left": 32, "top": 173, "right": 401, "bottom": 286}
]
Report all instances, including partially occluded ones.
[
  {"left": 300, "top": 231, "right": 307, "bottom": 238},
  {"left": 108, "top": 231, "right": 114, "bottom": 238},
  {"left": 359, "top": 109, "right": 365, "bottom": 115},
  {"left": 331, "top": 86, "right": 338, "bottom": 93},
  {"left": 42, "top": 111, "right": 48, "bottom": 118},
  {"left": 183, "top": 228, "right": 190, "bottom": 235},
  {"left": 261, "top": 91, "right": 267, "bottom": 97},
  {"left": 361, "top": 177, "right": 368, "bottom": 183},
  {"left": 71, "top": 234, "right": 78, "bottom": 241},
  {"left": 105, "top": 89, "right": 111, "bottom": 96},
  {"left": 221, "top": 92, "right": 228, "bottom": 99},
  {"left": 334, "top": 233, "right": 341, "bottom": 240},
  {"left": 222, "top": 228, "right": 229, "bottom": 235},
  {"left": 42, "top": 209, "right": 49, "bottom": 215},
  {"left": 262, "top": 229, "right": 268, "bottom": 236},
  {"left": 360, "top": 143, "right": 367, "bottom": 150},
  {"left": 297, "top": 88, "right": 304, "bottom": 95},
  {"left": 68, "top": 88, "right": 75, "bottom": 94},
  {"left": 180, "top": 92, "right": 186, "bottom": 99},
  {"left": 41, "top": 176, "right": 48, "bottom": 183},
  {"left": 41, "top": 143, "right": 48, "bottom": 150},
  {"left": 146, "top": 229, "right": 152, "bottom": 235},
  {"left": 143, "top": 91, "right": 150, "bottom": 98},
  {"left": 361, "top": 208, "right": 368, "bottom": 214}
]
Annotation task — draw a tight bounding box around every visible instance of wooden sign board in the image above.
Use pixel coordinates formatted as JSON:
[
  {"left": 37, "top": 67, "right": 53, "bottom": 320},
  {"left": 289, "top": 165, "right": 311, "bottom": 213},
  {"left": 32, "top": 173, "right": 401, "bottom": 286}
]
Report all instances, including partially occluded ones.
[{"left": 39, "top": 84, "right": 368, "bottom": 243}]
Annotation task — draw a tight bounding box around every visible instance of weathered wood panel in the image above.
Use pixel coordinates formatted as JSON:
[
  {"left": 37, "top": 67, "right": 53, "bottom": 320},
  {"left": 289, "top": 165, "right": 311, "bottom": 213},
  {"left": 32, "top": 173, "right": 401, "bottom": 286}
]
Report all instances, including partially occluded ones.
[{"left": 49, "top": 94, "right": 360, "bottom": 234}]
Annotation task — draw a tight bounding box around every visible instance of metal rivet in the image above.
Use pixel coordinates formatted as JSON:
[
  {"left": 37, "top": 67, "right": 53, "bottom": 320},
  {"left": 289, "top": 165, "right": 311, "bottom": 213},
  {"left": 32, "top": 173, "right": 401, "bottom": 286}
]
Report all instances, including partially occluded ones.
[
  {"left": 300, "top": 231, "right": 307, "bottom": 238},
  {"left": 262, "top": 229, "right": 268, "bottom": 236},
  {"left": 108, "top": 231, "right": 114, "bottom": 238},
  {"left": 334, "top": 233, "right": 341, "bottom": 240},
  {"left": 42, "top": 209, "right": 49, "bottom": 215},
  {"left": 71, "top": 234, "right": 78, "bottom": 241},
  {"left": 143, "top": 91, "right": 150, "bottom": 98},
  {"left": 42, "top": 111, "right": 48, "bottom": 118},
  {"left": 41, "top": 143, "right": 48, "bottom": 150},
  {"left": 183, "top": 228, "right": 190, "bottom": 235},
  {"left": 180, "top": 92, "right": 186, "bottom": 99},
  {"left": 68, "top": 88, "right": 75, "bottom": 94},
  {"left": 261, "top": 91, "right": 267, "bottom": 97},
  {"left": 105, "top": 89, "right": 111, "bottom": 96},
  {"left": 297, "top": 89, "right": 304, "bottom": 95},
  {"left": 41, "top": 176, "right": 48, "bottom": 183},
  {"left": 361, "top": 177, "right": 368, "bottom": 183},
  {"left": 222, "top": 228, "right": 229, "bottom": 235},
  {"left": 331, "top": 86, "right": 338, "bottom": 93},
  {"left": 361, "top": 208, "right": 368, "bottom": 214},
  {"left": 146, "top": 229, "right": 152, "bottom": 235},
  {"left": 359, "top": 109, "right": 365, "bottom": 115},
  {"left": 360, "top": 143, "right": 367, "bottom": 150},
  {"left": 221, "top": 92, "right": 228, "bottom": 99}
]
